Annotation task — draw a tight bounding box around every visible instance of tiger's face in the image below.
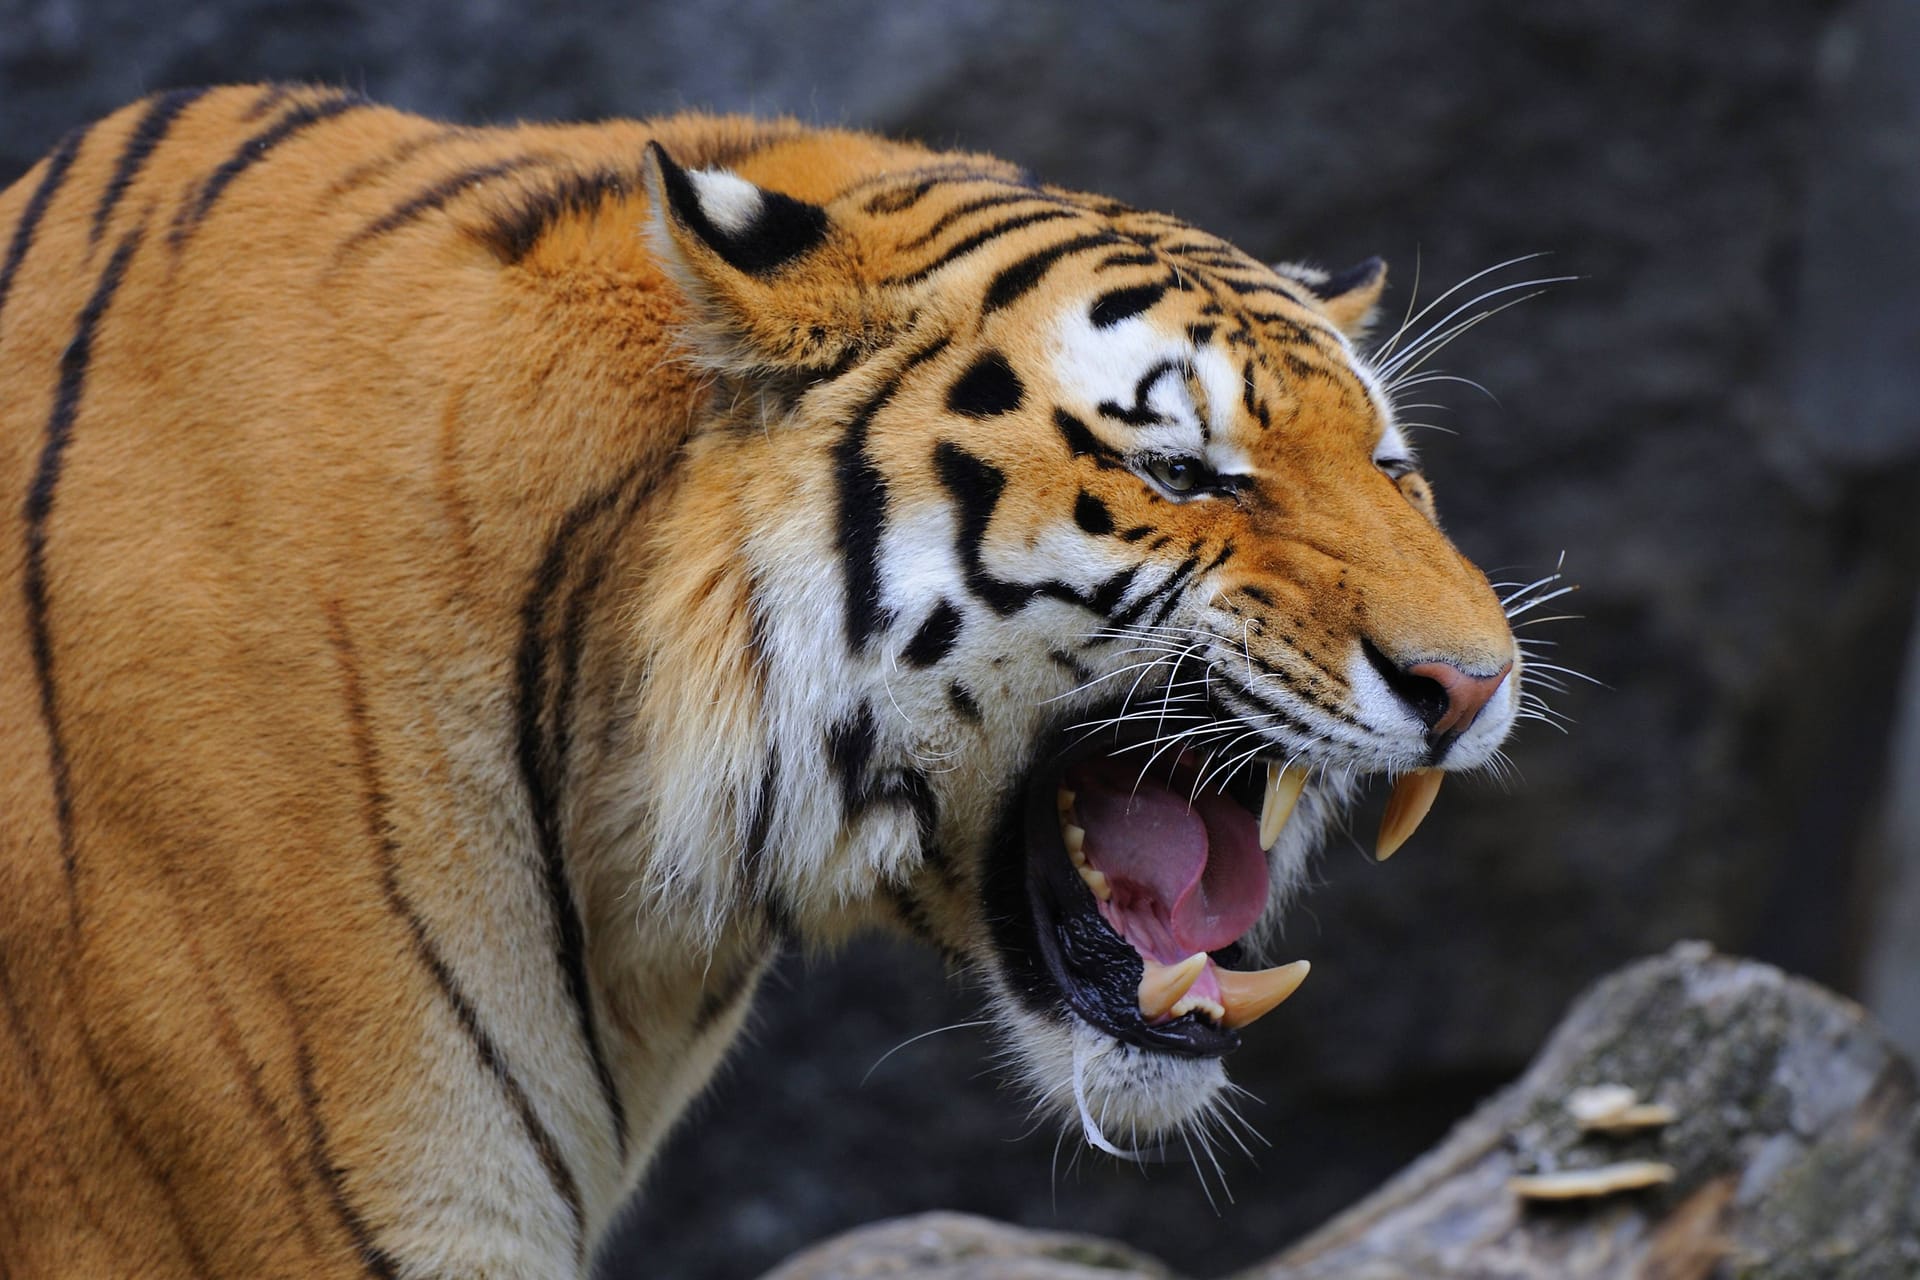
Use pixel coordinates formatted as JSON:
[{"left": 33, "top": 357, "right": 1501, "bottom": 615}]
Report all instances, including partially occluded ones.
[{"left": 645, "top": 144, "right": 1519, "bottom": 1150}]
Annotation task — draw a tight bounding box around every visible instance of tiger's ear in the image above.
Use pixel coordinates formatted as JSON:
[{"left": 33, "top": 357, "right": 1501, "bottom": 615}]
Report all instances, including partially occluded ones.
[
  {"left": 644, "top": 142, "right": 885, "bottom": 376},
  {"left": 1274, "top": 256, "right": 1387, "bottom": 341}
]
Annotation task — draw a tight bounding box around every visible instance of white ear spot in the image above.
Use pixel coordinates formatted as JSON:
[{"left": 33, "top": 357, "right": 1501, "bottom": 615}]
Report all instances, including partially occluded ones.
[{"left": 686, "top": 169, "right": 765, "bottom": 236}]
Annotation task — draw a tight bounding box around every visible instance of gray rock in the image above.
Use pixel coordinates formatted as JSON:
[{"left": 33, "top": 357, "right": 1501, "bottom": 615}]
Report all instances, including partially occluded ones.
[
  {"left": 768, "top": 947, "right": 1920, "bottom": 1279},
  {"left": 759, "top": 1213, "right": 1175, "bottom": 1280}
]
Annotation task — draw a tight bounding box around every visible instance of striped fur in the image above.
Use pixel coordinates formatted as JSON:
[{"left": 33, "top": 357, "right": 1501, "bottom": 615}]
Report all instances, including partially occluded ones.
[{"left": 0, "top": 86, "right": 1519, "bottom": 1275}]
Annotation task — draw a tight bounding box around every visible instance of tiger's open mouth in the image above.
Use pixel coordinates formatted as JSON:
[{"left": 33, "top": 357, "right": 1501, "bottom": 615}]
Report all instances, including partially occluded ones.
[{"left": 996, "top": 718, "right": 1322, "bottom": 1060}]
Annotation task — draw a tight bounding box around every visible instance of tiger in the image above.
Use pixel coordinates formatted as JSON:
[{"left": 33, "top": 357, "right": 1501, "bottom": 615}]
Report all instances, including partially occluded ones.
[{"left": 0, "top": 84, "right": 1522, "bottom": 1276}]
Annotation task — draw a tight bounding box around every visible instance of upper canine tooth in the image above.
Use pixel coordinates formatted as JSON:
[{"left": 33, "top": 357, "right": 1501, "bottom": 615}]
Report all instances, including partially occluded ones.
[
  {"left": 1215, "top": 960, "right": 1310, "bottom": 1029},
  {"left": 1259, "top": 763, "right": 1309, "bottom": 851},
  {"left": 1138, "top": 952, "right": 1209, "bottom": 1021},
  {"left": 1376, "top": 768, "right": 1443, "bottom": 861}
]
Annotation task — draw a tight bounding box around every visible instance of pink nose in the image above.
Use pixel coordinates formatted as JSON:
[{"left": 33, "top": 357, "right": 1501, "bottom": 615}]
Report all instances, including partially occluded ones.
[{"left": 1405, "top": 661, "right": 1512, "bottom": 738}]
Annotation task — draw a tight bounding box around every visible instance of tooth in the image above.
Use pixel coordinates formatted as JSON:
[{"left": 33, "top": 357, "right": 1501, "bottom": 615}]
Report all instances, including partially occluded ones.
[
  {"left": 1215, "top": 960, "right": 1310, "bottom": 1029},
  {"left": 1376, "top": 768, "right": 1443, "bottom": 861},
  {"left": 1078, "top": 865, "right": 1111, "bottom": 901},
  {"left": 1138, "top": 952, "right": 1209, "bottom": 1021},
  {"left": 1057, "top": 787, "right": 1076, "bottom": 814},
  {"left": 1063, "top": 823, "right": 1086, "bottom": 865},
  {"left": 1259, "top": 763, "right": 1309, "bottom": 851},
  {"left": 1170, "top": 994, "right": 1227, "bottom": 1022}
]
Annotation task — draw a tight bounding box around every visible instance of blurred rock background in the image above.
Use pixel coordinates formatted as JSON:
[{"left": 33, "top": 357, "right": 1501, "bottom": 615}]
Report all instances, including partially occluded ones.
[{"left": 4, "top": 0, "right": 1916, "bottom": 1276}]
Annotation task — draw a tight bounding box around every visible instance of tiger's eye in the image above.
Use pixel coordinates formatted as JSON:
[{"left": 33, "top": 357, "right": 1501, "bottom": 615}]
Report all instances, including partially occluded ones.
[{"left": 1149, "top": 456, "right": 1202, "bottom": 494}]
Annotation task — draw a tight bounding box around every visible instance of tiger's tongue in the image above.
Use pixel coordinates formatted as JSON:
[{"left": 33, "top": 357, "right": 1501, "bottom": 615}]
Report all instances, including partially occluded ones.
[{"left": 1066, "top": 763, "right": 1270, "bottom": 960}]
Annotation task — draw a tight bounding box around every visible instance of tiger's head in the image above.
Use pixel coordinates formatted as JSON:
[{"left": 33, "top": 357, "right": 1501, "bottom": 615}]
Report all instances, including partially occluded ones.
[{"left": 633, "top": 137, "right": 1519, "bottom": 1153}]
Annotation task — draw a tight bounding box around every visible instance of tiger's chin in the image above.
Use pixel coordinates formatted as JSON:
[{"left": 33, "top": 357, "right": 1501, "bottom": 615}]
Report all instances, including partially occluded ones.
[
  {"left": 969, "top": 714, "right": 1349, "bottom": 1151},
  {"left": 996, "top": 1008, "right": 1234, "bottom": 1156}
]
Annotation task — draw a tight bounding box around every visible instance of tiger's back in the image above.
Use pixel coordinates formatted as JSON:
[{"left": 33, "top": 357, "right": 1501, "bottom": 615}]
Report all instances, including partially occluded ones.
[{"left": 0, "top": 85, "right": 899, "bottom": 1274}]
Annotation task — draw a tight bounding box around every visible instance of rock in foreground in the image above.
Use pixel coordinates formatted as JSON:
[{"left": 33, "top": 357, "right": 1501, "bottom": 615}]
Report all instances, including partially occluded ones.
[{"left": 765, "top": 945, "right": 1920, "bottom": 1279}]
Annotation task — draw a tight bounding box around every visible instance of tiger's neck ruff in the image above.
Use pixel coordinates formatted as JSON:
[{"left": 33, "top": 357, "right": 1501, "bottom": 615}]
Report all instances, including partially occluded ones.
[{"left": 0, "top": 87, "right": 1520, "bottom": 1276}]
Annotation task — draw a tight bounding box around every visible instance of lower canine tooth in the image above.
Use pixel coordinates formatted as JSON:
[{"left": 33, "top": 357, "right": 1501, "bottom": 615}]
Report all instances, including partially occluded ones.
[
  {"left": 1215, "top": 960, "right": 1310, "bottom": 1029},
  {"left": 1259, "top": 763, "right": 1309, "bottom": 851},
  {"left": 1376, "top": 768, "right": 1443, "bottom": 861},
  {"left": 1138, "top": 952, "right": 1208, "bottom": 1021},
  {"left": 1170, "top": 994, "right": 1226, "bottom": 1022}
]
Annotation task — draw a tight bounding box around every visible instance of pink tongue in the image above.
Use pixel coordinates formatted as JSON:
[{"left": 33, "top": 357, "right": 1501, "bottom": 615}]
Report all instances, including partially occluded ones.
[{"left": 1067, "top": 763, "right": 1270, "bottom": 959}]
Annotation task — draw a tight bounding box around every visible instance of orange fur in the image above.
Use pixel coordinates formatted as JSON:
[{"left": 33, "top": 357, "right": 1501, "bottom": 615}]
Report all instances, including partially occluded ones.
[{"left": 0, "top": 86, "right": 1516, "bottom": 1275}]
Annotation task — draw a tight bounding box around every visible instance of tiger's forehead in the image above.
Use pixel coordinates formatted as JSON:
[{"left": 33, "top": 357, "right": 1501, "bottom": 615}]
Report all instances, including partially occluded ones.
[
  {"left": 1025, "top": 238, "right": 1395, "bottom": 459},
  {"left": 842, "top": 170, "right": 1394, "bottom": 451}
]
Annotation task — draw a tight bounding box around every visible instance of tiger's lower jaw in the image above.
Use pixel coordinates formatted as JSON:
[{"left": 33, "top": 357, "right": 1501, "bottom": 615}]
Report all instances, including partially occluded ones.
[{"left": 975, "top": 723, "right": 1335, "bottom": 1147}]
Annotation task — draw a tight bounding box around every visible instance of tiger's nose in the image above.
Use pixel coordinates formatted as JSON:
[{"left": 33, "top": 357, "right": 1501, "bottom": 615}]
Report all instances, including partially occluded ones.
[{"left": 1403, "top": 660, "right": 1512, "bottom": 739}]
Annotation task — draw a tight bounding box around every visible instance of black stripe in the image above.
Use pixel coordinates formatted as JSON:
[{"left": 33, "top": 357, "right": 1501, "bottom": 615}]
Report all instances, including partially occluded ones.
[
  {"left": 898, "top": 190, "right": 1067, "bottom": 252},
  {"left": 1096, "top": 248, "right": 1160, "bottom": 271},
  {"left": 1245, "top": 311, "right": 1333, "bottom": 349},
  {"left": 945, "top": 350, "right": 1025, "bottom": 417},
  {"left": 341, "top": 156, "right": 549, "bottom": 253},
  {"left": 1098, "top": 359, "right": 1180, "bottom": 428},
  {"left": 948, "top": 681, "right": 983, "bottom": 723},
  {"left": 290, "top": 1037, "right": 402, "bottom": 1278},
  {"left": 826, "top": 702, "right": 880, "bottom": 818},
  {"left": 737, "top": 749, "right": 798, "bottom": 947},
  {"left": 1087, "top": 563, "right": 1142, "bottom": 617},
  {"left": 691, "top": 954, "right": 765, "bottom": 1034},
  {"left": 837, "top": 162, "right": 1032, "bottom": 205},
  {"left": 0, "top": 126, "right": 86, "bottom": 338},
  {"left": 902, "top": 599, "right": 963, "bottom": 667},
  {"left": 826, "top": 704, "right": 943, "bottom": 853},
  {"left": 882, "top": 207, "right": 1078, "bottom": 286},
  {"left": 90, "top": 88, "right": 208, "bottom": 248},
  {"left": 1110, "top": 554, "right": 1199, "bottom": 629},
  {"left": 833, "top": 374, "right": 906, "bottom": 650},
  {"left": 480, "top": 166, "right": 635, "bottom": 264},
  {"left": 324, "top": 605, "right": 584, "bottom": 1258},
  {"left": 22, "top": 224, "right": 142, "bottom": 919},
  {"left": 513, "top": 468, "right": 657, "bottom": 1159},
  {"left": 2, "top": 958, "right": 211, "bottom": 1267},
  {"left": 865, "top": 179, "right": 937, "bottom": 215},
  {"left": 242, "top": 83, "right": 297, "bottom": 121},
  {"left": 172, "top": 93, "right": 369, "bottom": 246},
  {"left": 1073, "top": 491, "right": 1114, "bottom": 536},
  {"left": 982, "top": 233, "right": 1120, "bottom": 314},
  {"left": 931, "top": 440, "right": 1088, "bottom": 616},
  {"left": 1148, "top": 575, "right": 1192, "bottom": 626},
  {"left": 1214, "top": 273, "right": 1300, "bottom": 300},
  {"left": 894, "top": 767, "right": 940, "bottom": 850},
  {"left": 329, "top": 126, "right": 473, "bottom": 196},
  {"left": 1241, "top": 357, "right": 1271, "bottom": 430},
  {"left": 1054, "top": 409, "right": 1123, "bottom": 469},
  {"left": 1089, "top": 281, "right": 1167, "bottom": 328},
  {"left": 1210, "top": 679, "right": 1320, "bottom": 743},
  {"left": 1049, "top": 648, "right": 1094, "bottom": 684},
  {"left": 886, "top": 884, "right": 942, "bottom": 947},
  {"left": 1237, "top": 646, "right": 1367, "bottom": 730},
  {"left": 1241, "top": 585, "right": 1272, "bottom": 606}
]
